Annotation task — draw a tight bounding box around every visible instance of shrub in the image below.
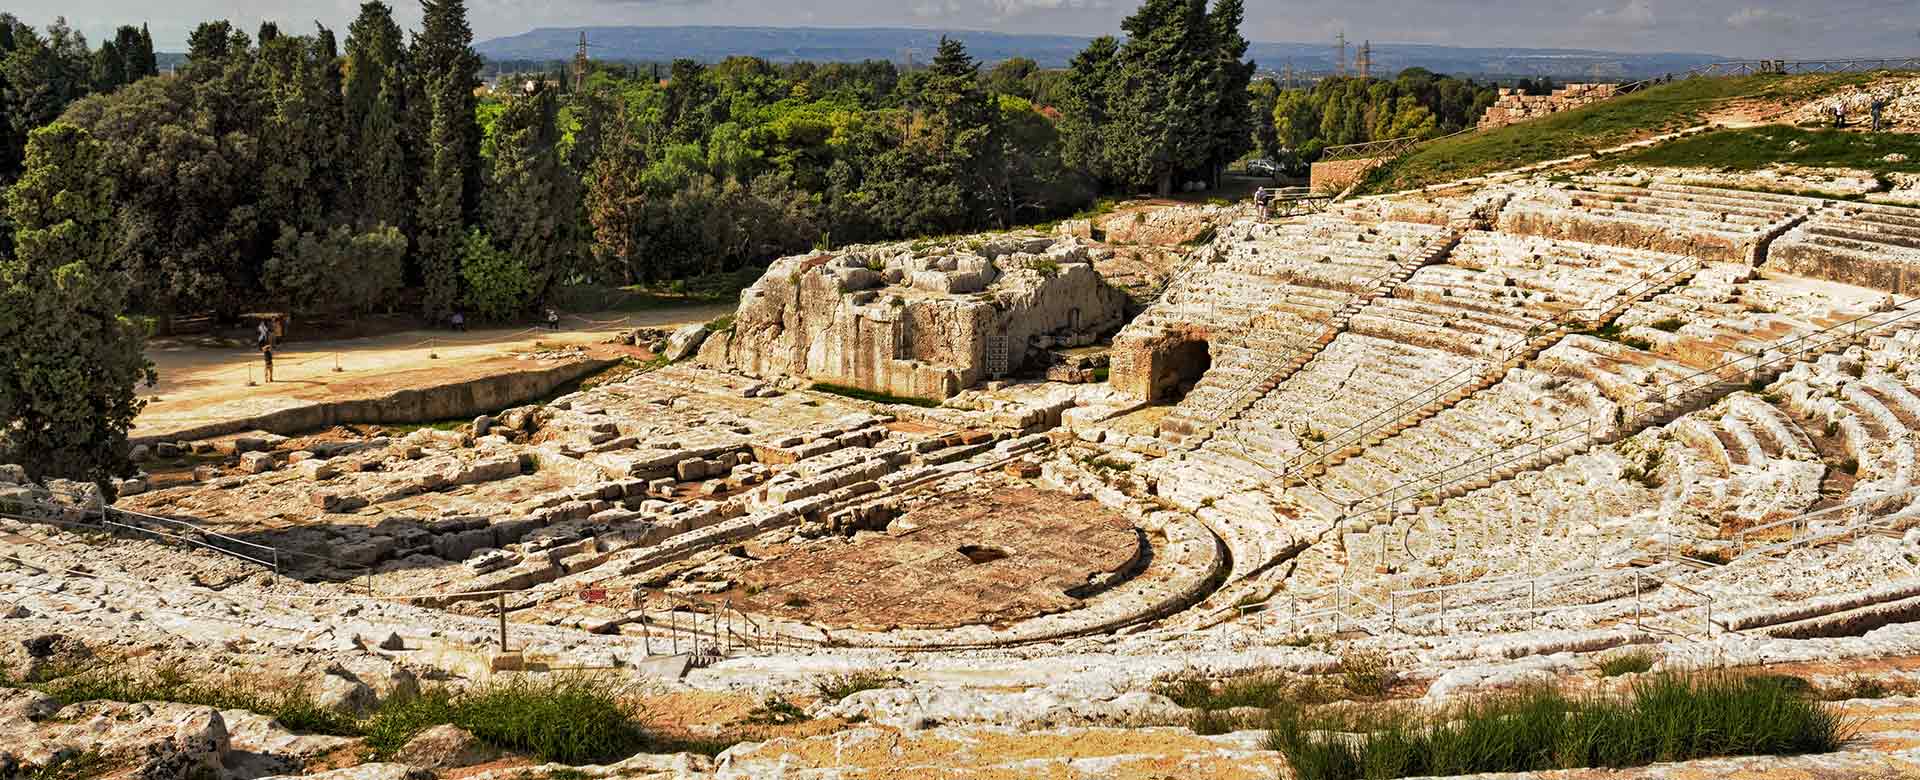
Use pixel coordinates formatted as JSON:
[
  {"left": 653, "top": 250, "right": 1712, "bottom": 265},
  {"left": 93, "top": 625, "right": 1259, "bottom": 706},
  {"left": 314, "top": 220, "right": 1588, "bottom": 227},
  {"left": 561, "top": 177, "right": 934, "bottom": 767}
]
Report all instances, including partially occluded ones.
[
  {"left": 1340, "top": 650, "right": 1399, "bottom": 698},
  {"left": 705, "top": 314, "right": 736, "bottom": 333},
  {"left": 460, "top": 228, "right": 535, "bottom": 321},
  {"left": 814, "top": 672, "right": 897, "bottom": 703},
  {"left": 745, "top": 695, "right": 809, "bottom": 725},
  {"left": 364, "top": 675, "right": 648, "bottom": 764},
  {"left": 1267, "top": 672, "right": 1852, "bottom": 780},
  {"left": 1650, "top": 317, "right": 1685, "bottom": 333},
  {"left": 1596, "top": 649, "right": 1656, "bottom": 677}
]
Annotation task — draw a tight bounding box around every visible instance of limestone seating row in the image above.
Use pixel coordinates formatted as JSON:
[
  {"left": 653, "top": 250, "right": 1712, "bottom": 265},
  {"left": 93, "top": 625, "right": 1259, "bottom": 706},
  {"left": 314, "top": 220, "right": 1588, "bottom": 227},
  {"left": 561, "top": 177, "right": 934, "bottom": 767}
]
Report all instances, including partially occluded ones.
[
  {"left": 1767, "top": 203, "right": 1920, "bottom": 292},
  {"left": 1262, "top": 232, "right": 1711, "bottom": 484},
  {"left": 1299, "top": 367, "right": 1615, "bottom": 524},
  {"left": 1578, "top": 181, "right": 1811, "bottom": 223},
  {"left": 1168, "top": 229, "right": 1462, "bottom": 446},
  {"left": 1776, "top": 337, "right": 1920, "bottom": 490},
  {"left": 1673, "top": 394, "right": 1818, "bottom": 471},
  {"left": 1204, "top": 334, "right": 1487, "bottom": 469}
]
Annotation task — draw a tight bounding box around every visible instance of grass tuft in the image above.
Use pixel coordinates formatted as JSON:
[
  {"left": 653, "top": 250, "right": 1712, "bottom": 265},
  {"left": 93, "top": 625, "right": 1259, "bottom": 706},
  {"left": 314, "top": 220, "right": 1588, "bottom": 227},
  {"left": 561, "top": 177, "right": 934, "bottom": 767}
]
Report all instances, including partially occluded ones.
[
  {"left": 32, "top": 664, "right": 360, "bottom": 736},
  {"left": 1596, "top": 649, "right": 1656, "bottom": 677},
  {"left": 813, "top": 672, "right": 897, "bottom": 703},
  {"left": 363, "top": 675, "right": 647, "bottom": 765},
  {"left": 1267, "top": 671, "right": 1852, "bottom": 780}
]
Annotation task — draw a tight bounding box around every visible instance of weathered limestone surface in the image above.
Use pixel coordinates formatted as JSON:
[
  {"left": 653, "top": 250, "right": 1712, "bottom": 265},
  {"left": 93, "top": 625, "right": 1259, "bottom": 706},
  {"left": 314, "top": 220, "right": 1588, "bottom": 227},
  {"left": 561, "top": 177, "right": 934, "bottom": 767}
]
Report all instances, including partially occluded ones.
[{"left": 727, "top": 235, "right": 1127, "bottom": 399}]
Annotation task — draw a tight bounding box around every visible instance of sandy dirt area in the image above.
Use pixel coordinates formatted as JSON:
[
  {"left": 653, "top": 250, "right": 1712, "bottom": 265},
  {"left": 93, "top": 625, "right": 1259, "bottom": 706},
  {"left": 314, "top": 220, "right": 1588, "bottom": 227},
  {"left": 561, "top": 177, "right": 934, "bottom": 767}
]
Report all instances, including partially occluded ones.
[{"left": 135, "top": 305, "right": 732, "bottom": 441}]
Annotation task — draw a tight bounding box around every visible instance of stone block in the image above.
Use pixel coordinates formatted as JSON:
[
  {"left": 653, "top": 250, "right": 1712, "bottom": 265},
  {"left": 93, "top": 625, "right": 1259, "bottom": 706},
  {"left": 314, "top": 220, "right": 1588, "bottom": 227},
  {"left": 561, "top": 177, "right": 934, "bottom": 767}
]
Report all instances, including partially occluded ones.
[{"left": 238, "top": 452, "right": 277, "bottom": 474}]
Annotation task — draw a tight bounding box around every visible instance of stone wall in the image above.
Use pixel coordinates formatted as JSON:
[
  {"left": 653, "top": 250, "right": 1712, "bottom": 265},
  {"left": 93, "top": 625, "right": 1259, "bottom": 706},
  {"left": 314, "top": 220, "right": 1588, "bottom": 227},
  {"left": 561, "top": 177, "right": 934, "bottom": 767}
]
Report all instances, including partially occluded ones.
[
  {"left": 1477, "top": 83, "right": 1620, "bottom": 131},
  {"left": 723, "top": 236, "right": 1128, "bottom": 400},
  {"left": 1309, "top": 157, "right": 1385, "bottom": 194}
]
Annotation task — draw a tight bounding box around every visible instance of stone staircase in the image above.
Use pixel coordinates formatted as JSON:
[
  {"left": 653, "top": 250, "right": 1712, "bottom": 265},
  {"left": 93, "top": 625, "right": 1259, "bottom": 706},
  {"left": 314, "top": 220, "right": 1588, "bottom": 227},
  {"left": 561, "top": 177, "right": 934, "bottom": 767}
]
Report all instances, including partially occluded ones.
[{"left": 1164, "top": 230, "right": 1465, "bottom": 449}]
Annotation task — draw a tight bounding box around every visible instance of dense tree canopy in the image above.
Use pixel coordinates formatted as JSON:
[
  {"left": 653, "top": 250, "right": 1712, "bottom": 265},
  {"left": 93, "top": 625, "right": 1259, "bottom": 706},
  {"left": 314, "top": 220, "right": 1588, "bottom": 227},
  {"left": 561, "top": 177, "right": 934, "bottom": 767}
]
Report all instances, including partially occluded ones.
[{"left": 0, "top": 124, "right": 154, "bottom": 483}]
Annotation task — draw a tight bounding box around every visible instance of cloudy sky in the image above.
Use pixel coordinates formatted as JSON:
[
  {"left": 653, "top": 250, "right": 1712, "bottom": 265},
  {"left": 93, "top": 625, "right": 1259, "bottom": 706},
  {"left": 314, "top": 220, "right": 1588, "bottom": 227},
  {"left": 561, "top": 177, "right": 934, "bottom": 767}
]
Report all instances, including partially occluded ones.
[{"left": 11, "top": 0, "right": 1919, "bottom": 58}]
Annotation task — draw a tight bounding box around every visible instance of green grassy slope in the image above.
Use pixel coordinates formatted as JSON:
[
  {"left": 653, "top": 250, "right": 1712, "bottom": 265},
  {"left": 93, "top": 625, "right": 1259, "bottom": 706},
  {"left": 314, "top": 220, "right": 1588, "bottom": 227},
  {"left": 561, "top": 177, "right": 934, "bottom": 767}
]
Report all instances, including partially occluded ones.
[
  {"left": 1620, "top": 125, "right": 1920, "bottom": 176},
  {"left": 1360, "top": 73, "right": 1876, "bottom": 195}
]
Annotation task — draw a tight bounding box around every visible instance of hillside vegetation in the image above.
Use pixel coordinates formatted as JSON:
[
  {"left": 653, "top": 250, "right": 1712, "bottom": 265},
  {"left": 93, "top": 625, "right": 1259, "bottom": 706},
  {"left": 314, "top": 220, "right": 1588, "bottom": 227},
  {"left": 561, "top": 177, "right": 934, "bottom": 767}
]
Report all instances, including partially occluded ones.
[
  {"left": 1621, "top": 125, "right": 1920, "bottom": 176},
  {"left": 1360, "top": 73, "right": 1875, "bottom": 194}
]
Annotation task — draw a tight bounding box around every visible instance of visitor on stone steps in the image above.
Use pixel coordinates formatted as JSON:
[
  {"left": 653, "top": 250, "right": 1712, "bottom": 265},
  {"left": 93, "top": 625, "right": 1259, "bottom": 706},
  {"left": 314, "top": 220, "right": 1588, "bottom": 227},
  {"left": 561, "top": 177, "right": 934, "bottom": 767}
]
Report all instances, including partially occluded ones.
[
  {"left": 1871, "top": 98, "right": 1886, "bottom": 132},
  {"left": 451, "top": 310, "right": 466, "bottom": 332},
  {"left": 547, "top": 307, "right": 561, "bottom": 331},
  {"left": 1833, "top": 105, "right": 1846, "bottom": 129},
  {"left": 261, "top": 344, "right": 274, "bottom": 384}
]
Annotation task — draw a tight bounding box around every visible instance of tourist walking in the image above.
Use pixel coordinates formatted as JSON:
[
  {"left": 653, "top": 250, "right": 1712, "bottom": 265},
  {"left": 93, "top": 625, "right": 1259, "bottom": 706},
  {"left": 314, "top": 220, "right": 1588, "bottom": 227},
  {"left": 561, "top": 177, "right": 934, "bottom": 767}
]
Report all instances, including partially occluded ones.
[
  {"left": 450, "top": 310, "right": 467, "bottom": 332},
  {"left": 1871, "top": 98, "right": 1887, "bottom": 132},
  {"left": 256, "top": 319, "right": 271, "bottom": 348},
  {"left": 546, "top": 307, "right": 562, "bottom": 331},
  {"left": 261, "top": 343, "right": 275, "bottom": 384}
]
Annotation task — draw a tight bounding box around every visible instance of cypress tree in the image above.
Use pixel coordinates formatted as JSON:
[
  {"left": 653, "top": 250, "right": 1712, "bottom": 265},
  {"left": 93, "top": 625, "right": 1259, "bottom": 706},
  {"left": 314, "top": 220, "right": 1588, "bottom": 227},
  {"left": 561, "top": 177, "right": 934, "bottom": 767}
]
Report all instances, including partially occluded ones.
[
  {"left": 413, "top": 0, "right": 483, "bottom": 222},
  {"left": 415, "top": 73, "right": 467, "bottom": 319},
  {"left": 0, "top": 124, "right": 156, "bottom": 484},
  {"left": 1206, "top": 0, "right": 1256, "bottom": 186},
  {"left": 91, "top": 39, "right": 125, "bottom": 92},
  {"left": 485, "top": 82, "right": 578, "bottom": 306},
  {"left": 344, "top": 2, "right": 411, "bottom": 231},
  {"left": 137, "top": 24, "right": 157, "bottom": 76},
  {"left": 1060, "top": 36, "right": 1119, "bottom": 183},
  {"left": 112, "top": 26, "right": 150, "bottom": 80}
]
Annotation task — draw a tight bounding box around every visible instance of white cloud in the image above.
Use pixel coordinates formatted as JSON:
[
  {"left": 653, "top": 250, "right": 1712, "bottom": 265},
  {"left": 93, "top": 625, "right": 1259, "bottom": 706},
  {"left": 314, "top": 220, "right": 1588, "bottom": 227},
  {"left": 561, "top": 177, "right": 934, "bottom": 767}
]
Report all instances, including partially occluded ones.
[
  {"left": 1585, "top": 0, "right": 1656, "bottom": 28},
  {"left": 984, "top": 0, "right": 1112, "bottom": 15},
  {"left": 1725, "top": 7, "right": 1799, "bottom": 32}
]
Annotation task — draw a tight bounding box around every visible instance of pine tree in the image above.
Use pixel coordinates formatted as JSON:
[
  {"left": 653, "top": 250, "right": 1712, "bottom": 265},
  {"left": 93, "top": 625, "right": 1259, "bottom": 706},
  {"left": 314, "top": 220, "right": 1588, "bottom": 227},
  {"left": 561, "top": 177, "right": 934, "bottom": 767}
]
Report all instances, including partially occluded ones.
[
  {"left": 0, "top": 124, "right": 155, "bottom": 484},
  {"left": 485, "top": 83, "right": 578, "bottom": 306},
  {"left": 1109, "top": 0, "right": 1219, "bottom": 195},
  {"left": 1206, "top": 0, "right": 1256, "bottom": 186}
]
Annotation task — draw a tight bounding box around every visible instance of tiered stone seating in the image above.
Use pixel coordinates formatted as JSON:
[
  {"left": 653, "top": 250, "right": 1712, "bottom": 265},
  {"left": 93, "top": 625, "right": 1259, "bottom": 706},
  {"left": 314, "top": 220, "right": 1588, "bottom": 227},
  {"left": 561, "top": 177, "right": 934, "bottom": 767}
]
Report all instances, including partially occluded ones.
[
  {"left": 1767, "top": 201, "right": 1920, "bottom": 293},
  {"left": 1777, "top": 329, "right": 1920, "bottom": 499},
  {"left": 1498, "top": 180, "right": 1816, "bottom": 262},
  {"left": 1121, "top": 217, "right": 1447, "bottom": 437},
  {"left": 1208, "top": 234, "right": 1702, "bottom": 495},
  {"left": 1203, "top": 333, "right": 1485, "bottom": 474},
  {"left": 1536, "top": 266, "right": 1860, "bottom": 412}
]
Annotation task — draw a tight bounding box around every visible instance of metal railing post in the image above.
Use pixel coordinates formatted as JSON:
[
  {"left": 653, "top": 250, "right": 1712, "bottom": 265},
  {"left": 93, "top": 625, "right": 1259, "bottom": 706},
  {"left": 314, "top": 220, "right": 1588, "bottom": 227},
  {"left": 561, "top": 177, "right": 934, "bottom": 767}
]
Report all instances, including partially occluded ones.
[
  {"left": 1634, "top": 571, "right": 1643, "bottom": 631},
  {"left": 497, "top": 593, "right": 508, "bottom": 652},
  {"left": 1529, "top": 579, "right": 1538, "bottom": 629}
]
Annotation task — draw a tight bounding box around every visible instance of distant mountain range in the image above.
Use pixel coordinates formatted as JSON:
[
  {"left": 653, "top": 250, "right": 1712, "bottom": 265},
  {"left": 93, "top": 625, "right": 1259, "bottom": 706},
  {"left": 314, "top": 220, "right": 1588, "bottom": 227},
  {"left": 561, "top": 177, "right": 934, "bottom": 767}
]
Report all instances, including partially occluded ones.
[{"left": 475, "top": 26, "right": 1728, "bottom": 81}]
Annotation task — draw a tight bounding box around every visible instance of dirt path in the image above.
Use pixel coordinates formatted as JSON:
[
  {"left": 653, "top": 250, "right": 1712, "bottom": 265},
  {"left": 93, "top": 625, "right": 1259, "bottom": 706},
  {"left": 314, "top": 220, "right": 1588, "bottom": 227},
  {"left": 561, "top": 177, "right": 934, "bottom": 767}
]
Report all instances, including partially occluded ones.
[{"left": 135, "top": 304, "right": 732, "bottom": 441}]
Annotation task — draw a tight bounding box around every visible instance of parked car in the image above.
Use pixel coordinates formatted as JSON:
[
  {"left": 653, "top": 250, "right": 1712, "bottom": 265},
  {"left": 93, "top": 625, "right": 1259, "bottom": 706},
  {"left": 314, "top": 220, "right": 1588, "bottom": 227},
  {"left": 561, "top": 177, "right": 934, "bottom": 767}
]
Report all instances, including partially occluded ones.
[{"left": 1246, "top": 158, "right": 1281, "bottom": 178}]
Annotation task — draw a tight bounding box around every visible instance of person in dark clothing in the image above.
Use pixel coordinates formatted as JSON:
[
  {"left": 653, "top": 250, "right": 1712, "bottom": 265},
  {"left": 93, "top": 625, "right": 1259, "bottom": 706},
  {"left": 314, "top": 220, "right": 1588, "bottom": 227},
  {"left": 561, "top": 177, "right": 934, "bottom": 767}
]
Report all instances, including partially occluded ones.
[
  {"left": 451, "top": 310, "right": 467, "bottom": 332},
  {"left": 1871, "top": 98, "right": 1887, "bottom": 132},
  {"left": 261, "top": 344, "right": 275, "bottom": 383}
]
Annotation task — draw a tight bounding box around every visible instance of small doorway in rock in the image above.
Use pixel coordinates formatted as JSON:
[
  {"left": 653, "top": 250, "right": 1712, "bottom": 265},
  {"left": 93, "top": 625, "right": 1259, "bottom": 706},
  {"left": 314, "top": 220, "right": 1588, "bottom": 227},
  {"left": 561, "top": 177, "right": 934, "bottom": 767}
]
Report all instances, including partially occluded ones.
[{"left": 1154, "top": 338, "right": 1212, "bottom": 403}]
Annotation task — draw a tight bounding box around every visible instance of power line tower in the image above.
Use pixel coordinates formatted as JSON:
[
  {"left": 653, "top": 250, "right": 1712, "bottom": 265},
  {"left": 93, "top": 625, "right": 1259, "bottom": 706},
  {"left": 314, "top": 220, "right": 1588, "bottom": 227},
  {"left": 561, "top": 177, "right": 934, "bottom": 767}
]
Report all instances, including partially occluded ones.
[
  {"left": 1358, "top": 40, "right": 1372, "bottom": 80},
  {"left": 1284, "top": 60, "right": 1295, "bottom": 90},
  {"left": 1335, "top": 32, "right": 1348, "bottom": 77},
  {"left": 572, "top": 31, "right": 592, "bottom": 92}
]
